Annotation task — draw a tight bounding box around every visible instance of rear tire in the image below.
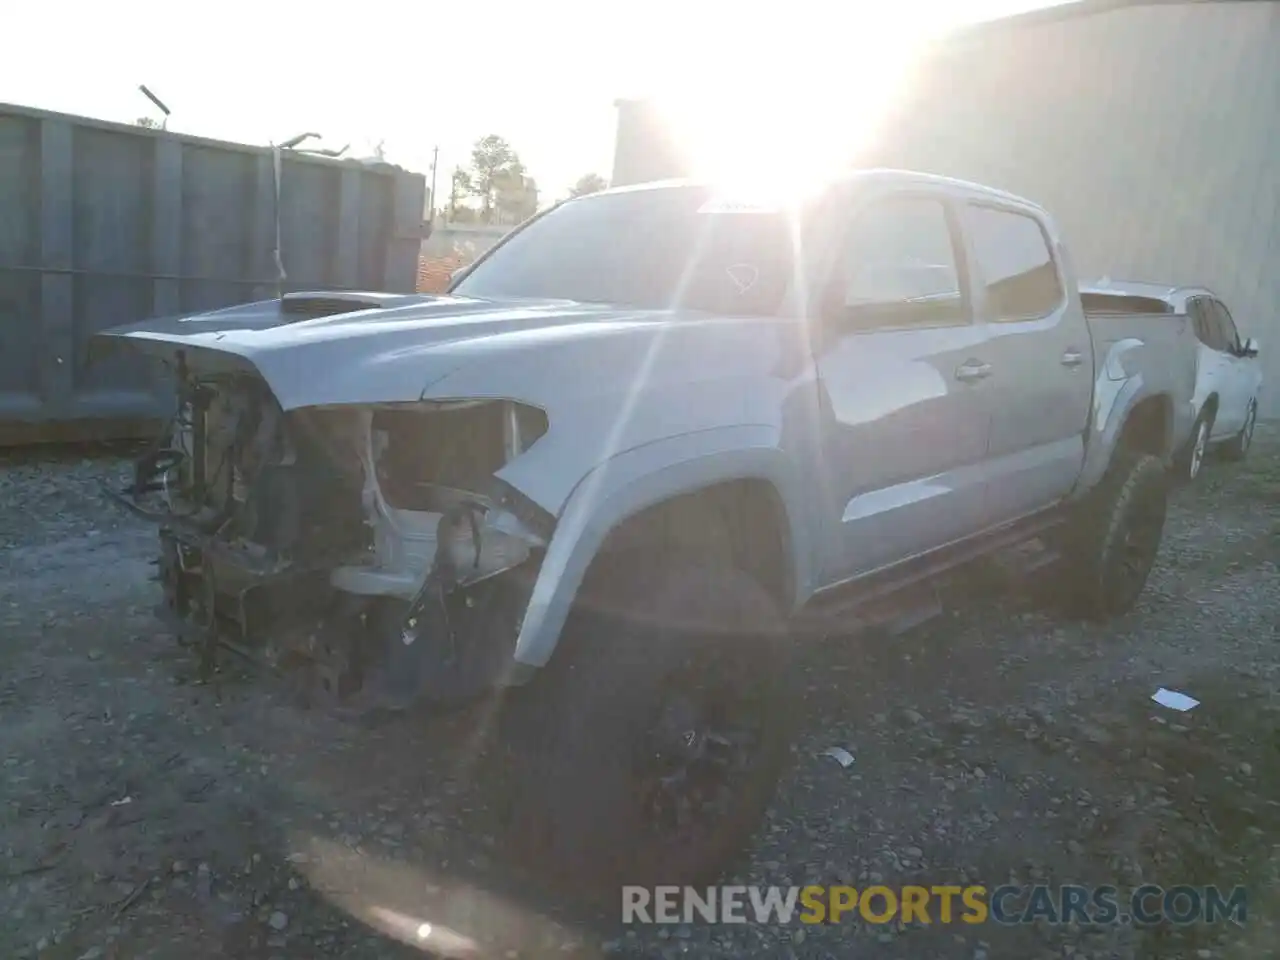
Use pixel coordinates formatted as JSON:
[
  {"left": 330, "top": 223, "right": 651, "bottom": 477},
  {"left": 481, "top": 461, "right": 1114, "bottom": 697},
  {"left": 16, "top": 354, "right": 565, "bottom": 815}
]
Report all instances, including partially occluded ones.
[
  {"left": 498, "top": 558, "right": 795, "bottom": 901},
  {"left": 1059, "top": 452, "right": 1168, "bottom": 621},
  {"left": 1175, "top": 411, "right": 1211, "bottom": 484},
  {"left": 1220, "top": 399, "right": 1257, "bottom": 462}
]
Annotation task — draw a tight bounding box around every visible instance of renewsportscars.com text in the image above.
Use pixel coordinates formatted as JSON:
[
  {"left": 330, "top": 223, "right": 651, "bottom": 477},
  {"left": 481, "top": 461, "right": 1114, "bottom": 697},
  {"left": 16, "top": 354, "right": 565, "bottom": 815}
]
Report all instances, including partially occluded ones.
[{"left": 622, "top": 884, "right": 1248, "bottom": 927}]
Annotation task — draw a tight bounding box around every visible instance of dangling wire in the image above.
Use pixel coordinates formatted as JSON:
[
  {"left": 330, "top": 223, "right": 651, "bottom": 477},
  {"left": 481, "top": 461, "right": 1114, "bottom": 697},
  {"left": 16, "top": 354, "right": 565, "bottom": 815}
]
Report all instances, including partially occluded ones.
[{"left": 272, "top": 145, "right": 287, "bottom": 298}]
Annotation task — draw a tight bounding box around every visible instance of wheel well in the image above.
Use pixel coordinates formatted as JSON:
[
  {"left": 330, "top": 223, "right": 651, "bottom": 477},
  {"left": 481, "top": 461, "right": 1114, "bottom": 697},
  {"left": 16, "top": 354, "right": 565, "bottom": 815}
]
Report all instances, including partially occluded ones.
[
  {"left": 1118, "top": 396, "right": 1171, "bottom": 457},
  {"left": 1201, "top": 393, "right": 1219, "bottom": 424},
  {"left": 591, "top": 479, "right": 792, "bottom": 607}
]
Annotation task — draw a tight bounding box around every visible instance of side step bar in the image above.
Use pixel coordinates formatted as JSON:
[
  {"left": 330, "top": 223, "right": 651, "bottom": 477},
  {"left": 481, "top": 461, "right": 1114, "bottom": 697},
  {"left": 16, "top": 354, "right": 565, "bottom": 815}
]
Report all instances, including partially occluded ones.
[{"left": 795, "top": 508, "right": 1066, "bottom": 637}]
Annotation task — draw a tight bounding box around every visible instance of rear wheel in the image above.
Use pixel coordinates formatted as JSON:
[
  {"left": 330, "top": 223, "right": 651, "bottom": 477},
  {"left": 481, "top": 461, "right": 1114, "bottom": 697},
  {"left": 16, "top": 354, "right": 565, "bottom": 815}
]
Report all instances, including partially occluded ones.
[
  {"left": 1059, "top": 452, "right": 1168, "bottom": 620},
  {"left": 499, "top": 559, "right": 794, "bottom": 900},
  {"left": 1176, "top": 411, "right": 1211, "bottom": 483},
  {"left": 1220, "top": 399, "right": 1257, "bottom": 461}
]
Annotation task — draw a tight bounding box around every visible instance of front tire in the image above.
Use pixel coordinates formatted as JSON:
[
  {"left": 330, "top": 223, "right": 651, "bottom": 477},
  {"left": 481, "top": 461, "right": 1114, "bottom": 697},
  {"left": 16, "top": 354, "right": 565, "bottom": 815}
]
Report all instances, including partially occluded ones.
[
  {"left": 499, "top": 559, "right": 794, "bottom": 900},
  {"left": 1220, "top": 399, "right": 1257, "bottom": 461},
  {"left": 1060, "top": 452, "right": 1168, "bottom": 620}
]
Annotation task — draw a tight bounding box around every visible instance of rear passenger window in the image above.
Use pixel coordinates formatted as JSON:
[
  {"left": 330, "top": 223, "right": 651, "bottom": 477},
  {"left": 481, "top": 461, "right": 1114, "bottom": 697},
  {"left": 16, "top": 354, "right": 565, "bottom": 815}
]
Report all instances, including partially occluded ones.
[
  {"left": 1210, "top": 300, "right": 1240, "bottom": 352},
  {"left": 1190, "top": 298, "right": 1228, "bottom": 351},
  {"left": 1189, "top": 299, "right": 1212, "bottom": 345},
  {"left": 966, "top": 205, "right": 1064, "bottom": 321}
]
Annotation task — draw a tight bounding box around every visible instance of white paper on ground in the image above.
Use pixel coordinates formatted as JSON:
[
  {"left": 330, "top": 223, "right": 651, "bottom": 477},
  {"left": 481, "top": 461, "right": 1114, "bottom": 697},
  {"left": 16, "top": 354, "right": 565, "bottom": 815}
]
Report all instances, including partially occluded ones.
[
  {"left": 819, "top": 746, "right": 856, "bottom": 768},
  {"left": 1152, "top": 688, "right": 1200, "bottom": 712}
]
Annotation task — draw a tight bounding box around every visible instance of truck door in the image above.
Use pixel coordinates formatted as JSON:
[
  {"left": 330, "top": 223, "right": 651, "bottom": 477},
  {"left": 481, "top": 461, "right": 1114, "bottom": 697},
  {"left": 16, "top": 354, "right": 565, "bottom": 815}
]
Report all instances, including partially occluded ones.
[
  {"left": 959, "top": 201, "right": 1092, "bottom": 524},
  {"left": 812, "top": 191, "right": 994, "bottom": 580}
]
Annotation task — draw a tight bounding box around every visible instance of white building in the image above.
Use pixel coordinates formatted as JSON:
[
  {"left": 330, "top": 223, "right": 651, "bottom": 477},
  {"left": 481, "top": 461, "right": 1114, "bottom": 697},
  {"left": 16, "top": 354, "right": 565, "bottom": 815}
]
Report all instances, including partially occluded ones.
[
  {"left": 868, "top": 0, "right": 1279, "bottom": 413},
  {"left": 611, "top": 1, "right": 1280, "bottom": 413},
  {"left": 611, "top": 99, "right": 690, "bottom": 187}
]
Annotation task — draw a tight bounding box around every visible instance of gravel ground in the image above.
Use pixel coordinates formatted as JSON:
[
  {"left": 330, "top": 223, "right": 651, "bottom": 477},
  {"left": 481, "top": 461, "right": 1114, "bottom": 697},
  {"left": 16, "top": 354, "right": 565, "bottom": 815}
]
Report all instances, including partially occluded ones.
[{"left": 2, "top": 430, "right": 1278, "bottom": 960}]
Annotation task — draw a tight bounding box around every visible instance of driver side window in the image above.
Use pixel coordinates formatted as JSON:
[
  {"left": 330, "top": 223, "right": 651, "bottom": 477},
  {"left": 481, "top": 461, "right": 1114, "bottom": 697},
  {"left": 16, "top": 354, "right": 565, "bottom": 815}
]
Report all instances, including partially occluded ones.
[{"left": 830, "top": 195, "right": 967, "bottom": 330}]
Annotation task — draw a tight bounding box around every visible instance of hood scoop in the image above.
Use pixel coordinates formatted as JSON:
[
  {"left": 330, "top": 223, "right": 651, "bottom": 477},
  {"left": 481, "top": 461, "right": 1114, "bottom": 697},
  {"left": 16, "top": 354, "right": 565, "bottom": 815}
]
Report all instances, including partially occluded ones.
[{"left": 280, "top": 290, "right": 429, "bottom": 321}]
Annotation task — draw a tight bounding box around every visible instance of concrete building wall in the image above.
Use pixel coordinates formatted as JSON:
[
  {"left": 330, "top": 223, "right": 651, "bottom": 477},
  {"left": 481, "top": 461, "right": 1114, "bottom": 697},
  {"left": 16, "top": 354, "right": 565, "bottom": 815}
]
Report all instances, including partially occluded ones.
[{"left": 868, "top": 1, "right": 1280, "bottom": 412}]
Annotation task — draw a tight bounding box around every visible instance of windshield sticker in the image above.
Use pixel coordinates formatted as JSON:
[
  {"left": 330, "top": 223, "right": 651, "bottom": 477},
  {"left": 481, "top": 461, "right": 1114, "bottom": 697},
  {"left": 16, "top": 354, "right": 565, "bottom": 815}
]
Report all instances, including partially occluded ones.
[{"left": 725, "top": 263, "right": 760, "bottom": 294}]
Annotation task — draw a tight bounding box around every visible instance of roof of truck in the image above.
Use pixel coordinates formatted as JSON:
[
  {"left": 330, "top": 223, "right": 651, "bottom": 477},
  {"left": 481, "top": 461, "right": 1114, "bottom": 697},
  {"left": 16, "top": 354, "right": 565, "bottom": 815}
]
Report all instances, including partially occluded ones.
[{"left": 595, "top": 169, "right": 1049, "bottom": 213}]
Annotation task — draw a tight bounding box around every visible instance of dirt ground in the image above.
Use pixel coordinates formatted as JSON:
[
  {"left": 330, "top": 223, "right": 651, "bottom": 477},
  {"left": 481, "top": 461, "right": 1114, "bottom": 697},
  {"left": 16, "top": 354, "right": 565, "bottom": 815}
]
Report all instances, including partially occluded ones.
[{"left": 2, "top": 429, "right": 1277, "bottom": 960}]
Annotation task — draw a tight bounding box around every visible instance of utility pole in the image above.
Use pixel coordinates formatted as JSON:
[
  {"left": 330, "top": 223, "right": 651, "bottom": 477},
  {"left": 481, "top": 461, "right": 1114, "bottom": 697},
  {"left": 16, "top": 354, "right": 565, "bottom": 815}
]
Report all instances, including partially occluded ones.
[{"left": 429, "top": 146, "right": 439, "bottom": 226}]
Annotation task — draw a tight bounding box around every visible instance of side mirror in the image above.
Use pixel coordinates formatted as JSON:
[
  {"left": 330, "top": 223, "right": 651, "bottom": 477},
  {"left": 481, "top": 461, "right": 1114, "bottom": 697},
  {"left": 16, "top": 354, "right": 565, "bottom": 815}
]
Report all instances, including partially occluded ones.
[{"left": 1241, "top": 337, "right": 1259, "bottom": 358}]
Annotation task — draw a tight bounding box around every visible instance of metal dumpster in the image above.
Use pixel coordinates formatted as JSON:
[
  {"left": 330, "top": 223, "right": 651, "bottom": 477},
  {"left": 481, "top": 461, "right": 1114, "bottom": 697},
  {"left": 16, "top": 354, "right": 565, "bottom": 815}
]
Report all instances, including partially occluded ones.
[{"left": 0, "top": 102, "right": 427, "bottom": 444}]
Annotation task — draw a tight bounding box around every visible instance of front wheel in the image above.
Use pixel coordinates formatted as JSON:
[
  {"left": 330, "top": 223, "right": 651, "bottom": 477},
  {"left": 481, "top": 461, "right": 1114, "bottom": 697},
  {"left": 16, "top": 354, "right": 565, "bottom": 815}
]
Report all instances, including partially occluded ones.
[
  {"left": 1220, "top": 399, "right": 1257, "bottom": 461},
  {"left": 1059, "top": 452, "right": 1168, "bottom": 620},
  {"left": 499, "top": 560, "right": 795, "bottom": 900}
]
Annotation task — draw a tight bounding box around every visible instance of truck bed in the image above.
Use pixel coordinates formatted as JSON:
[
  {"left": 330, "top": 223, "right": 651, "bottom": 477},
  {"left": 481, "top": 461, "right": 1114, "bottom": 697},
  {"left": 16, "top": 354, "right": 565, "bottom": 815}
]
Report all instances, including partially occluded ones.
[{"left": 1085, "top": 304, "right": 1199, "bottom": 456}]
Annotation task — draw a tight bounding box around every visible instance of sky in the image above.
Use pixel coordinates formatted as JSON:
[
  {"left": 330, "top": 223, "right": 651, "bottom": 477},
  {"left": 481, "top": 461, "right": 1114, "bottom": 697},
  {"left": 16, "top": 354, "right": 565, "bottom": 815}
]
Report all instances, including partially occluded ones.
[{"left": 2, "top": 0, "right": 1068, "bottom": 203}]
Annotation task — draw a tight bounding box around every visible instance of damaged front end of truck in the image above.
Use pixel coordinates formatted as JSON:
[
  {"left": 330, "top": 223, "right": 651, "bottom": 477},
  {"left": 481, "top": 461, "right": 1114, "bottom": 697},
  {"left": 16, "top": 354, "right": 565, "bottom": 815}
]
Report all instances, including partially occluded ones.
[{"left": 98, "top": 299, "right": 557, "bottom": 718}]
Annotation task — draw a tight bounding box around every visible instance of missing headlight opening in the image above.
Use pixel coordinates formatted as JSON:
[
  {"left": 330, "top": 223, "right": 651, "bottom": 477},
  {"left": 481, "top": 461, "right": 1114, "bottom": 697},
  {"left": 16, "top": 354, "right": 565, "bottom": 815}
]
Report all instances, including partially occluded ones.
[{"left": 112, "top": 360, "right": 550, "bottom": 716}]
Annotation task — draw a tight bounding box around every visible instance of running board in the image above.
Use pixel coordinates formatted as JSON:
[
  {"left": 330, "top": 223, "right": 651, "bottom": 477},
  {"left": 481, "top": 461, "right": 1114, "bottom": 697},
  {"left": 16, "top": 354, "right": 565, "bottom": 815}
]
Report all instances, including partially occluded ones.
[
  {"left": 796, "top": 508, "right": 1065, "bottom": 637},
  {"left": 798, "top": 584, "right": 945, "bottom": 638},
  {"left": 878, "top": 586, "right": 944, "bottom": 637}
]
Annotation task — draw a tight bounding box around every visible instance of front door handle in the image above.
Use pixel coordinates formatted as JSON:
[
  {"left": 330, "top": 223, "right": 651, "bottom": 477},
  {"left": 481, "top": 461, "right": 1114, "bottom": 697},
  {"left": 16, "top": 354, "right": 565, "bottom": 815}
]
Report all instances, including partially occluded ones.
[
  {"left": 1061, "top": 349, "right": 1084, "bottom": 368},
  {"left": 955, "top": 359, "right": 992, "bottom": 383}
]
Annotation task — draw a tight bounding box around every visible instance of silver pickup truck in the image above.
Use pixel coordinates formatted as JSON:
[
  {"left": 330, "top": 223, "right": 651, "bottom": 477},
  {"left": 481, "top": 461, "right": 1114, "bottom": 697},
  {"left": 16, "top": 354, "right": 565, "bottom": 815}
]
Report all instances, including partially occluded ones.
[{"left": 95, "top": 170, "right": 1196, "bottom": 896}]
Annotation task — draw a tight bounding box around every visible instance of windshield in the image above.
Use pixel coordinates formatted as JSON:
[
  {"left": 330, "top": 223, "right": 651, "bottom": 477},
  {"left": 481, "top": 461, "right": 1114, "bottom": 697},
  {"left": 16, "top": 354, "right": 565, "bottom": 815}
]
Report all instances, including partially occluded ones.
[{"left": 450, "top": 185, "right": 797, "bottom": 316}]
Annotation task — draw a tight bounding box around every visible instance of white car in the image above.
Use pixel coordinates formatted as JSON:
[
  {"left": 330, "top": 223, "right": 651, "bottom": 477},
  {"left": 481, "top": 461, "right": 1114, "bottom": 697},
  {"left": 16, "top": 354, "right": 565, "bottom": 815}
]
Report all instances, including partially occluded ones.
[{"left": 1083, "top": 280, "right": 1263, "bottom": 481}]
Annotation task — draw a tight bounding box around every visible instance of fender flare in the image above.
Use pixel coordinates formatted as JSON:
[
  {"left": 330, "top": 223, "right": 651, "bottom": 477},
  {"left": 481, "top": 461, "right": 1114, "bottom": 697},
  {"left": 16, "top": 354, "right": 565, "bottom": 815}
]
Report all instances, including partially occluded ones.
[
  {"left": 508, "top": 425, "right": 816, "bottom": 670},
  {"left": 1079, "top": 369, "right": 1181, "bottom": 494}
]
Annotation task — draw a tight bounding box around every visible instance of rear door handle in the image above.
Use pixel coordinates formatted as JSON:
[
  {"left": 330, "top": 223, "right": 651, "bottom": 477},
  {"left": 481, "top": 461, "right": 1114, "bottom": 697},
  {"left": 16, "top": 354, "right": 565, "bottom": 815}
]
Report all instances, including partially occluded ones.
[
  {"left": 1061, "top": 349, "right": 1084, "bottom": 368},
  {"left": 955, "top": 359, "right": 992, "bottom": 383}
]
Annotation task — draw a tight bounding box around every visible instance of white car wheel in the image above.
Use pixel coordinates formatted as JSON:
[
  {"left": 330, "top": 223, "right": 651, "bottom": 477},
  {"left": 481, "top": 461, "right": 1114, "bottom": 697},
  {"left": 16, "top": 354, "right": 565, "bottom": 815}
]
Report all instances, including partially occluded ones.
[
  {"left": 1222, "top": 400, "right": 1257, "bottom": 461},
  {"left": 1186, "top": 417, "right": 1209, "bottom": 481}
]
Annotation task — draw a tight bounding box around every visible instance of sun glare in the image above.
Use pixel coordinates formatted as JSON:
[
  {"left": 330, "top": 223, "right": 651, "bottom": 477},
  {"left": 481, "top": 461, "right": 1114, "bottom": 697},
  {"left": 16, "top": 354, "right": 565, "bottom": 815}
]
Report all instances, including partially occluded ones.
[{"left": 650, "top": 19, "right": 927, "bottom": 200}]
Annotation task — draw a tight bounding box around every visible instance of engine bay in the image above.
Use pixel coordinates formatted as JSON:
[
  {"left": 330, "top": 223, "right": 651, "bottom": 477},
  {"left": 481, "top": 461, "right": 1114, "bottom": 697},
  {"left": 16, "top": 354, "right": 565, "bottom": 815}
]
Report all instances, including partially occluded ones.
[{"left": 113, "top": 357, "right": 551, "bottom": 716}]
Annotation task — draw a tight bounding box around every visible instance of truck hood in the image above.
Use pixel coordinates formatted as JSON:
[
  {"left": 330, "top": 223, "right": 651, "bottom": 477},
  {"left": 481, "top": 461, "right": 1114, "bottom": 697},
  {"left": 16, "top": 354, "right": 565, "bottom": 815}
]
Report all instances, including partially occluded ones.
[{"left": 94, "top": 291, "right": 796, "bottom": 411}]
